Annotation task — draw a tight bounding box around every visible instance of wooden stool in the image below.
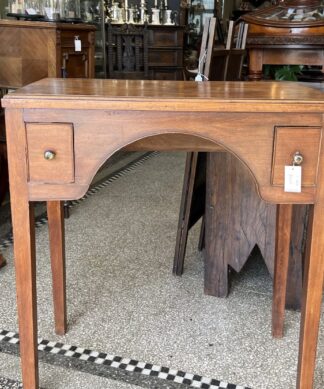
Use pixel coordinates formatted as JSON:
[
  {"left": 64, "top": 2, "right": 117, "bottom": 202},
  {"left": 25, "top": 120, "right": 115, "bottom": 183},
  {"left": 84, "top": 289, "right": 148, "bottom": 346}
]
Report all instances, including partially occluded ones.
[{"left": 174, "top": 152, "right": 307, "bottom": 337}]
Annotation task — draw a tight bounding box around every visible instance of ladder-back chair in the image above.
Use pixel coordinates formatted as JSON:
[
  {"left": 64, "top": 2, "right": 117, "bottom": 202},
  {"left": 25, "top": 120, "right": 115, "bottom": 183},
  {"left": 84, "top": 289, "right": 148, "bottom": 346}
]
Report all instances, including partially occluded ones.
[{"left": 107, "top": 22, "right": 149, "bottom": 79}]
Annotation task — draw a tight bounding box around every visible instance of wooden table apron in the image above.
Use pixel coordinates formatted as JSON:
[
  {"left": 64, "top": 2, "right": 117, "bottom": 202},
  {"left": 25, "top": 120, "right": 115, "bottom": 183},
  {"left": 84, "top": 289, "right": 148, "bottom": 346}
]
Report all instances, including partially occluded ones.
[{"left": 2, "top": 79, "right": 324, "bottom": 389}]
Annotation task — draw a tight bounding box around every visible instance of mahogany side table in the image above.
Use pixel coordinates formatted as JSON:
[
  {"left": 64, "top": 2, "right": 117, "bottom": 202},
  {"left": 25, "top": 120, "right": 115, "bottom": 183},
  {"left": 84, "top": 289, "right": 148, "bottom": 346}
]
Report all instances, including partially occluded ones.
[{"left": 2, "top": 79, "right": 324, "bottom": 389}]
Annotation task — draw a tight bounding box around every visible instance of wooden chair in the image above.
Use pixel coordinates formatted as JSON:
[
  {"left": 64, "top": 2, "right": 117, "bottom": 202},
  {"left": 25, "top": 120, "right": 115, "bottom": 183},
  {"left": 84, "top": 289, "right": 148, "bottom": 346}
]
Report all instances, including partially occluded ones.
[
  {"left": 184, "top": 17, "right": 217, "bottom": 81},
  {"left": 174, "top": 21, "right": 301, "bottom": 338},
  {"left": 174, "top": 21, "right": 248, "bottom": 276},
  {"left": 107, "top": 22, "right": 149, "bottom": 80}
]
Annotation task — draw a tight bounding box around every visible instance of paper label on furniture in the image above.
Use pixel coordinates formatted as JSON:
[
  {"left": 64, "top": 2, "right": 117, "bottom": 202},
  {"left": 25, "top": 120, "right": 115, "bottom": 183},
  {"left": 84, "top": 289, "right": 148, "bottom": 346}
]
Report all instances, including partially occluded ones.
[
  {"left": 26, "top": 8, "right": 37, "bottom": 15},
  {"left": 75, "top": 39, "right": 82, "bottom": 52},
  {"left": 284, "top": 166, "right": 301, "bottom": 193},
  {"left": 44, "top": 7, "right": 53, "bottom": 19}
]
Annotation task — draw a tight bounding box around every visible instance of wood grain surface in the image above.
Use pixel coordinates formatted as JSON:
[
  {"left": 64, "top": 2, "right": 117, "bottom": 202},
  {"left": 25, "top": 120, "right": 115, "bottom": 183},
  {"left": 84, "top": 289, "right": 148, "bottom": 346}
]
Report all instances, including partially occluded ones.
[{"left": 3, "top": 79, "right": 324, "bottom": 389}]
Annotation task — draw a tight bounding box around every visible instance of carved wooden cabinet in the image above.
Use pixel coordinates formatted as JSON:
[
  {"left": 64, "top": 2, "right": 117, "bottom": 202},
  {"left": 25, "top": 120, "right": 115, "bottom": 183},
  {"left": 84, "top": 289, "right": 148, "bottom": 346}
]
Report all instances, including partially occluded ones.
[
  {"left": 106, "top": 24, "right": 184, "bottom": 80},
  {"left": 0, "top": 19, "right": 96, "bottom": 88}
]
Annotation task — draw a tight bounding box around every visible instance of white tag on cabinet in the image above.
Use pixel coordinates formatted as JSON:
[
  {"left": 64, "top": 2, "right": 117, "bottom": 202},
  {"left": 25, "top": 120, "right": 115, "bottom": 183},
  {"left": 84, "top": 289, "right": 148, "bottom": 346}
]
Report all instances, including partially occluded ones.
[
  {"left": 74, "top": 37, "right": 82, "bottom": 52},
  {"left": 284, "top": 166, "right": 302, "bottom": 193}
]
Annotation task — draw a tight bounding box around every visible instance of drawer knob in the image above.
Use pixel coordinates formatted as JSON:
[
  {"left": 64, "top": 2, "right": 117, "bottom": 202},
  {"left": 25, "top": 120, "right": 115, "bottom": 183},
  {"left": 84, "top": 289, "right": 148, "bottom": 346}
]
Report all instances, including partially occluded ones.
[
  {"left": 293, "top": 151, "right": 304, "bottom": 166},
  {"left": 44, "top": 150, "right": 56, "bottom": 160}
]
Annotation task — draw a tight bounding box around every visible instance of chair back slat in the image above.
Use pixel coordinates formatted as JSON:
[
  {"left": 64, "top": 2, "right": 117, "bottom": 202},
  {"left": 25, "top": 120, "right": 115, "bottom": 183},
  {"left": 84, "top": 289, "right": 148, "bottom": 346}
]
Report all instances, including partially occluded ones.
[{"left": 203, "top": 17, "right": 217, "bottom": 79}]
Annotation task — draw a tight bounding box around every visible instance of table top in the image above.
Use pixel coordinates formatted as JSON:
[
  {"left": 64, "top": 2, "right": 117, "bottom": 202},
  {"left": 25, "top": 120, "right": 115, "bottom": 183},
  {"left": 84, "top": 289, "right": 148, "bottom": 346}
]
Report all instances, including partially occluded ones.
[{"left": 2, "top": 78, "right": 324, "bottom": 112}]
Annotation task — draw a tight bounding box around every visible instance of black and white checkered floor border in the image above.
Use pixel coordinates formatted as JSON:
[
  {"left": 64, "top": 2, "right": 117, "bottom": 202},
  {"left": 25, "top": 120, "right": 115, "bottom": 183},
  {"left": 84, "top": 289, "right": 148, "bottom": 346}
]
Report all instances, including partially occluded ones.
[
  {"left": 0, "top": 330, "right": 250, "bottom": 389},
  {"left": 0, "top": 151, "right": 251, "bottom": 388},
  {"left": 0, "top": 152, "right": 159, "bottom": 252}
]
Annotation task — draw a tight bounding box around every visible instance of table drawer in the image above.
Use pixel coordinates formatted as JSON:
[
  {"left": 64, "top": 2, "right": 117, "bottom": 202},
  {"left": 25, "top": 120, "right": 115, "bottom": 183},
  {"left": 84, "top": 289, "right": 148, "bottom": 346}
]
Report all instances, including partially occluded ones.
[
  {"left": 271, "top": 126, "right": 321, "bottom": 187},
  {"left": 26, "top": 123, "right": 74, "bottom": 184}
]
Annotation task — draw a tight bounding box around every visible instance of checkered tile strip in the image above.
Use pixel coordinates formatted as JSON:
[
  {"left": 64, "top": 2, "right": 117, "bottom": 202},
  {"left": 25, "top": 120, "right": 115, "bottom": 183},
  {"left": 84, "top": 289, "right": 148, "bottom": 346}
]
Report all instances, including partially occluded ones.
[
  {"left": 0, "top": 330, "right": 250, "bottom": 389},
  {"left": 0, "top": 152, "right": 159, "bottom": 251}
]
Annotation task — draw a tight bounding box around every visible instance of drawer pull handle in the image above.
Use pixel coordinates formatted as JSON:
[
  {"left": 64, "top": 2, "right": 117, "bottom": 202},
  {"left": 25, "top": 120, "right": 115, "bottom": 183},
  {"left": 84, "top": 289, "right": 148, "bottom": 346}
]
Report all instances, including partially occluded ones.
[
  {"left": 44, "top": 150, "right": 56, "bottom": 160},
  {"left": 293, "top": 151, "right": 303, "bottom": 166}
]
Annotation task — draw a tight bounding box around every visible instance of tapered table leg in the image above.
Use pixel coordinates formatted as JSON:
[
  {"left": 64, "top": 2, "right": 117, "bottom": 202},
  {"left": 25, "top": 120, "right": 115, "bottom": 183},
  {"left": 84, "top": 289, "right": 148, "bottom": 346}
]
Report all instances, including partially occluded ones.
[
  {"left": 297, "top": 205, "right": 324, "bottom": 389},
  {"left": 6, "top": 109, "right": 39, "bottom": 389},
  {"left": 272, "top": 204, "right": 293, "bottom": 338},
  {"left": 47, "top": 200, "right": 67, "bottom": 335},
  {"left": 12, "top": 202, "right": 38, "bottom": 389}
]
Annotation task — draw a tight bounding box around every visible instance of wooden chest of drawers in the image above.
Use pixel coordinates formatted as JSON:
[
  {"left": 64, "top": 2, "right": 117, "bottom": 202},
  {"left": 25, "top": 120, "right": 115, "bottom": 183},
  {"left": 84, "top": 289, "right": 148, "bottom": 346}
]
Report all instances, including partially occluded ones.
[{"left": 147, "top": 25, "right": 184, "bottom": 80}]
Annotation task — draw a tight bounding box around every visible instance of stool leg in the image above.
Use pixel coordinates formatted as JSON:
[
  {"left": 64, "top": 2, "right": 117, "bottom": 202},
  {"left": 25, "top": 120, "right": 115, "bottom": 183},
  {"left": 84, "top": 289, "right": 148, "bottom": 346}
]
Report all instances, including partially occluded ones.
[
  {"left": 297, "top": 205, "right": 324, "bottom": 388},
  {"left": 198, "top": 216, "right": 205, "bottom": 251},
  {"left": 272, "top": 204, "right": 293, "bottom": 338},
  {"left": 173, "top": 152, "right": 198, "bottom": 275},
  {"left": 0, "top": 253, "right": 6, "bottom": 268},
  {"left": 47, "top": 201, "right": 67, "bottom": 335},
  {"left": 204, "top": 152, "right": 229, "bottom": 297}
]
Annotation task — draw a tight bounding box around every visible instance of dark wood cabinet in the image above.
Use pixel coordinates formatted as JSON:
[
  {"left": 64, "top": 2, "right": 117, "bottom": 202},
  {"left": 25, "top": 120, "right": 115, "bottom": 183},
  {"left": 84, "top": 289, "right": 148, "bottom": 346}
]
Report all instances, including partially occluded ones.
[
  {"left": 106, "top": 24, "right": 184, "bottom": 80},
  {"left": 0, "top": 20, "right": 96, "bottom": 88},
  {"left": 148, "top": 25, "right": 184, "bottom": 80}
]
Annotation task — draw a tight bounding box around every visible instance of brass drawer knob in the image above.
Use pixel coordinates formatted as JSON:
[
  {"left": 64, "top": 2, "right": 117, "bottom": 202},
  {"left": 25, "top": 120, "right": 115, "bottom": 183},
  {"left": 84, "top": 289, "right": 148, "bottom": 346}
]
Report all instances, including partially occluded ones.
[
  {"left": 44, "top": 150, "right": 56, "bottom": 160},
  {"left": 293, "top": 151, "right": 303, "bottom": 166}
]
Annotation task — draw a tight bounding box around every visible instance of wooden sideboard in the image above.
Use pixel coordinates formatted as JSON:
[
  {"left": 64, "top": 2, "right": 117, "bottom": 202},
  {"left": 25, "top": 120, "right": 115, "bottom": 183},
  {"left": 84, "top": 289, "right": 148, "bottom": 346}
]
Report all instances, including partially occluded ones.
[{"left": 0, "top": 19, "right": 96, "bottom": 88}]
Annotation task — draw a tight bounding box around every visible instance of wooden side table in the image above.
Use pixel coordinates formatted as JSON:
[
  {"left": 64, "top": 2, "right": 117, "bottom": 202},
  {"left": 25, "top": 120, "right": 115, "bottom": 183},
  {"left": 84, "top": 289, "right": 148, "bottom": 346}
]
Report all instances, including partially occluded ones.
[
  {"left": 2, "top": 79, "right": 324, "bottom": 389},
  {"left": 241, "top": 2, "right": 324, "bottom": 80}
]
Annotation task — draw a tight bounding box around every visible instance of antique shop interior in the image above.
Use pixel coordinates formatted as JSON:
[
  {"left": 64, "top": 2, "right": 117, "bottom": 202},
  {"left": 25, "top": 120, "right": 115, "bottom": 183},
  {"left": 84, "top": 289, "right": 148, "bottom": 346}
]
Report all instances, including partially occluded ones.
[{"left": 0, "top": 0, "right": 323, "bottom": 388}]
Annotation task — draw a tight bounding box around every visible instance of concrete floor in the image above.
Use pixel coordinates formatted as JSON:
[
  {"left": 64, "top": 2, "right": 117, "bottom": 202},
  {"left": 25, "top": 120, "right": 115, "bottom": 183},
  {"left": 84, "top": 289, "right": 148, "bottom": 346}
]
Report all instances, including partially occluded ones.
[{"left": 0, "top": 152, "right": 323, "bottom": 389}]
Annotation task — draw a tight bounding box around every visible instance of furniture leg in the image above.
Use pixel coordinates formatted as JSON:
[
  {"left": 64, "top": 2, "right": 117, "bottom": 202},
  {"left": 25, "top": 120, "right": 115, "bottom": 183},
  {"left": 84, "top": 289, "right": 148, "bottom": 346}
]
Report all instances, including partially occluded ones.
[
  {"left": 5, "top": 108, "right": 39, "bottom": 389},
  {"left": 272, "top": 204, "right": 292, "bottom": 338},
  {"left": 248, "top": 49, "right": 264, "bottom": 81},
  {"left": 13, "top": 202, "right": 38, "bottom": 389},
  {"left": 205, "top": 152, "right": 229, "bottom": 297},
  {"left": 285, "top": 205, "right": 308, "bottom": 311},
  {"left": 0, "top": 253, "right": 6, "bottom": 268},
  {"left": 297, "top": 205, "right": 324, "bottom": 389},
  {"left": 63, "top": 200, "right": 70, "bottom": 219},
  {"left": 173, "top": 152, "right": 199, "bottom": 275},
  {"left": 198, "top": 215, "right": 205, "bottom": 251},
  {"left": 47, "top": 200, "right": 67, "bottom": 335}
]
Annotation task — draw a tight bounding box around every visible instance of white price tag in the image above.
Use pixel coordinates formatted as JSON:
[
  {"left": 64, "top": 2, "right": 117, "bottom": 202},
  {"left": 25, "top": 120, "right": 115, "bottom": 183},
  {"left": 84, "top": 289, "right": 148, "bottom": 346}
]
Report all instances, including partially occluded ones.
[
  {"left": 284, "top": 166, "right": 302, "bottom": 193},
  {"left": 74, "top": 38, "right": 82, "bottom": 52},
  {"left": 26, "top": 8, "right": 37, "bottom": 15},
  {"left": 44, "top": 7, "right": 53, "bottom": 19}
]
